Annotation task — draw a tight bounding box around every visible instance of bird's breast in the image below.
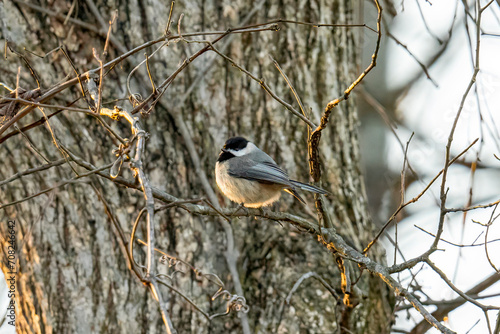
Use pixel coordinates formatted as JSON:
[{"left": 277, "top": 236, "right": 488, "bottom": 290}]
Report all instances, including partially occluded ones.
[{"left": 215, "top": 162, "right": 283, "bottom": 207}]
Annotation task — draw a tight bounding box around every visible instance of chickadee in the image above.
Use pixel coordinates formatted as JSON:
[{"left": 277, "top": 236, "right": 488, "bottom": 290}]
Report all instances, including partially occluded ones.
[{"left": 215, "top": 136, "right": 328, "bottom": 208}]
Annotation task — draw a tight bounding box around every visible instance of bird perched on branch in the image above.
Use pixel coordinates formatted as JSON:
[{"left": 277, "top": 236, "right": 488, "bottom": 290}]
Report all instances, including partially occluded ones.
[{"left": 215, "top": 136, "right": 328, "bottom": 208}]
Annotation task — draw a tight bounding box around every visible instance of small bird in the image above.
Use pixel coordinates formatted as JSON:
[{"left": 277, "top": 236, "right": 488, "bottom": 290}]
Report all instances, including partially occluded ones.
[{"left": 215, "top": 136, "right": 328, "bottom": 208}]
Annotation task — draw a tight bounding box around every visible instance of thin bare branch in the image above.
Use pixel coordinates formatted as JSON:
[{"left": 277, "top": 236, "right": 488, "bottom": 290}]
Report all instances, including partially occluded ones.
[
  {"left": 286, "top": 272, "right": 340, "bottom": 304},
  {"left": 364, "top": 138, "right": 479, "bottom": 254},
  {"left": 164, "top": 1, "right": 176, "bottom": 36},
  {"left": 387, "top": 32, "right": 439, "bottom": 87},
  {"left": 0, "top": 158, "right": 66, "bottom": 187},
  {"left": 414, "top": 224, "right": 500, "bottom": 248},
  {"left": 308, "top": 0, "right": 382, "bottom": 186},
  {"left": 446, "top": 199, "right": 500, "bottom": 213},
  {"left": 431, "top": 0, "right": 485, "bottom": 254},
  {"left": 0, "top": 163, "right": 112, "bottom": 210},
  {"left": 208, "top": 44, "right": 316, "bottom": 128}
]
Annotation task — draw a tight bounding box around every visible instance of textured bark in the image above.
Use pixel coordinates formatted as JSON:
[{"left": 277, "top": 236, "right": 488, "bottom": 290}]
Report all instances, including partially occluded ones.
[{"left": 1, "top": 0, "right": 393, "bottom": 333}]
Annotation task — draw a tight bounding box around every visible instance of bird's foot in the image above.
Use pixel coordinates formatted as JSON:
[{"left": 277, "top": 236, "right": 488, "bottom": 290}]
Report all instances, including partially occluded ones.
[{"left": 258, "top": 206, "right": 268, "bottom": 217}]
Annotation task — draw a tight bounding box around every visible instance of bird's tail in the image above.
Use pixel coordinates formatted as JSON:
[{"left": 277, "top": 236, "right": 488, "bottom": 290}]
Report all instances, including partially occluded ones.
[
  {"left": 283, "top": 188, "right": 306, "bottom": 205},
  {"left": 289, "top": 180, "right": 329, "bottom": 195}
]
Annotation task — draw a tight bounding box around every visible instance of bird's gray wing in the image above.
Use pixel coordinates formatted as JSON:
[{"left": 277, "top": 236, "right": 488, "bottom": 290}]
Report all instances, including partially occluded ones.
[{"left": 228, "top": 161, "right": 292, "bottom": 186}]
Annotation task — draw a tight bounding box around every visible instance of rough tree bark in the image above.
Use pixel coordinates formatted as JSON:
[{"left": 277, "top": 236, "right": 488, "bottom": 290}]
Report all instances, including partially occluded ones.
[{"left": 0, "top": 0, "right": 393, "bottom": 333}]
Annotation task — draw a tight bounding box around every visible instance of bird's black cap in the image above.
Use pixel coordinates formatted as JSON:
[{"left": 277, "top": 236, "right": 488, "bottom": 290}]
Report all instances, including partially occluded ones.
[
  {"left": 217, "top": 137, "right": 249, "bottom": 163},
  {"left": 223, "top": 136, "right": 249, "bottom": 150}
]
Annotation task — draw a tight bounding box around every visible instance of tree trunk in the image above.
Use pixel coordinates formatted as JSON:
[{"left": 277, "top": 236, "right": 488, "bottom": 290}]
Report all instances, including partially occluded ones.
[{"left": 0, "top": 0, "right": 393, "bottom": 333}]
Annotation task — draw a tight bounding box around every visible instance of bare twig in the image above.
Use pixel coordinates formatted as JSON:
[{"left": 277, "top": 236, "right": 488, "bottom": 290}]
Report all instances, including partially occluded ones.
[
  {"left": 270, "top": 56, "right": 309, "bottom": 123},
  {"left": 98, "top": 106, "right": 176, "bottom": 334},
  {"left": 208, "top": 44, "right": 316, "bottom": 128},
  {"left": 7, "top": 45, "right": 41, "bottom": 89},
  {"left": 286, "top": 271, "right": 340, "bottom": 304},
  {"left": 445, "top": 199, "right": 500, "bottom": 213},
  {"left": 484, "top": 205, "right": 500, "bottom": 273},
  {"left": 92, "top": 187, "right": 247, "bottom": 322},
  {"left": 431, "top": 0, "right": 487, "bottom": 255},
  {"left": 164, "top": 1, "right": 175, "bottom": 36},
  {"left": 426, "top": 260, "right": 499, "bottom": 311},
  {"left": 0, "top": 97, "right": 125, "bottom": 144},
  {"left": 387, "top": 32, "right": 439, "bottom": 87},
  {"left": 103, "top": 10, "right": 118, "bottom": 56},
  {"left": 364, "top": 138, "right": 479, "bottom": 254},
  {"left": 356, "top": 86, "right": 418, "bottom": 178},
  {"left": 131, "top": 24, "right": 280, "bottom": 115},
  {"left": 0, "top": 21, "right": 280, "bottom": 137},
  {"left": 0, "top": 158, "right": 67, "bottom": 187},
  {"left": 0, "top": 163, "right": 112, "bottom": 210},
  {"left": 92, "top": 48, "right": 104, "bottom": 113},
  {"left": 414, "top": 225, "right": 500, "bottom": 248},
  {"left": 225, "top": 18, "right": 377, "bottom": 33},
  {"left": 308, "top": 0, "right": 382, "bottom": 184}
]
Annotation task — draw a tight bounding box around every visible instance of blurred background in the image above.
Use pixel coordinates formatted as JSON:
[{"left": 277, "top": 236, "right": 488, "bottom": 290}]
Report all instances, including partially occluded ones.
[{"left": 359, "top": 0, "right": 500, "bottom": 332}]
